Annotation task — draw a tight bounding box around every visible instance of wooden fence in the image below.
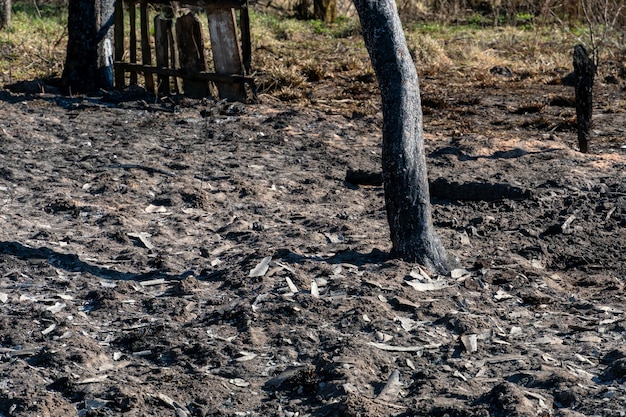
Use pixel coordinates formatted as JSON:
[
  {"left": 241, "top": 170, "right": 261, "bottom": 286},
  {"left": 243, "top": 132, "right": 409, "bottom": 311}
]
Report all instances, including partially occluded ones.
[{"left": 113, "top": 0, "right": 254, "bottom": 101}]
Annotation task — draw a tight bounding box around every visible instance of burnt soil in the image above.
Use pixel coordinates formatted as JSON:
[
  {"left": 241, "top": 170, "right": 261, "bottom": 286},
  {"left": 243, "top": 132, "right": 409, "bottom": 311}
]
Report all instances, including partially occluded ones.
[{"left": 0, "top": 44, "right": 625, "bottom": 417}]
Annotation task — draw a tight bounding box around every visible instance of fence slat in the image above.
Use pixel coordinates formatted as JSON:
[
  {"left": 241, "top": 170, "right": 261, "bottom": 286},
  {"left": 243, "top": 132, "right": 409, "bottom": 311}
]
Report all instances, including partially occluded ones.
[
  {"left": 175, "top": 13, "right": 210, "bottom": 98},
  {"left": 240, "top": 6, "right": 251, "bottom": 73},
  {"left": 115, "top": 62, "right": 254, "bottom": 83},
  {"left": 207, "top": 8, "right": 246, "bottom": 101},
  {"left": 129, "top": 2, "right": 138, "bottom": 85},
  {"left": 154, "top": 16, "right": 171, "bottom": 94},
  {"left": 114, "top": 0, "right": 125, "bottom": 88},
  {"left": 140, "top": 3, "right": 155, "bottom": 92}
]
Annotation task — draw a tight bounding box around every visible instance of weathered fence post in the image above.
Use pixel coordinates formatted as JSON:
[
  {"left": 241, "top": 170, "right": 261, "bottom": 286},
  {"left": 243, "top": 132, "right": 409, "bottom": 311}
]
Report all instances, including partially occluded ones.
[
  {"left": 140, "top": 3, "right": 155, "bottom": 92},
  {"left": 154, "top": 15, "right": 173, "bottom": 94},
  {"left": 573, "top": 44, "right": 595, "bottom": 154},
  {"left": 176, "top": 13, "right": 209, "bottom": 98},
  {"left": 206, "top": 8, "right": 246, "bottom": 101},
  {"left": 114, "top": 0, "right": 124, "bottom": 88},
  {"left": 129, "top": 3, "right": 138, "bottom": 85}
]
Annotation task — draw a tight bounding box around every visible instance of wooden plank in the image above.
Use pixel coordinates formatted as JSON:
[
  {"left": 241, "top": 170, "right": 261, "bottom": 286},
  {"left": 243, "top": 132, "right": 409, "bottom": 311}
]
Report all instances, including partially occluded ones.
[
  {"left": 135, "top": 0, "right": 246, "bottom": 9},
  {"left": 129, "top": 2, "right": 138, "bottom": 85},
  {"left": 140, "top": 3, "right": 155, "bottom": 92},
  {"left": 206, "top": 8, "right": 246, "bottom": 101},
  {"left": 154, "top": 16, "right": 171, "bottom": 94},
  {"left": 175, "top": 13, "right": 210, "bottom": 98},
  {"left": 168, "top": 19, "right": 181, "bottom": 94},
  {"left": 114, "top": 0, "right": 125, "bottom": 88},
  {"left": 115, "top": 61, "right": 254, "bottom": 84},
  {"left": 240, "top": 6, "right": 251, "bottom": 73}
]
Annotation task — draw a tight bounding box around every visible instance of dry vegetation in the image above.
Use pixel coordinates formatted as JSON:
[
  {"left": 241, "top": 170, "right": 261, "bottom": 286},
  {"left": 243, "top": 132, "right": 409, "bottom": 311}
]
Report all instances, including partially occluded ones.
[
  {"left": 0, "top": 0, "right": 66, "bottom": 86},
  {"left": 0, "top": 0, "right": 624, "bottom": 98}
]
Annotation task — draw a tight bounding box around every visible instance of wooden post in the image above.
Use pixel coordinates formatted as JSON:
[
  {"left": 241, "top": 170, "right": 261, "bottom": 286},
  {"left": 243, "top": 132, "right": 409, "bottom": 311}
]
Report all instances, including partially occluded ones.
[
  {"left": 154, "top": 15, "right": 171, "bottom": 94},
  {"left": 206, "top": 8, "right": 246, "bottom": 101},
  {"left": 168, "top": 20, "right": 180, "bottom": 94},
  {"left": 240, "top": 6, "right": 252, "bottom": 74},
  {"left": 175, "top": 12, "right": 210, "bottom": 98},
  {"left": 140, "top": 3, "right": 155, "bottom": 92},
  {"left": 573, "top": 44, "right": 595, "bottom": 154},
  {"left": 114, "top": 0, "right": 125, "bottom": 88},
  {"left": 129, "top": 2, "right": 138, "bottom": 85}
]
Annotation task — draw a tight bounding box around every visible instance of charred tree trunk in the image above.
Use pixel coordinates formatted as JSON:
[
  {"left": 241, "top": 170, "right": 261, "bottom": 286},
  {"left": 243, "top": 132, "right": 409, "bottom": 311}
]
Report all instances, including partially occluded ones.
[
  {"left": 352, "top": 0, "right": 454, "bottom": 274},
  {"left": 573, "top": 44, "right": 595, "bottom": 154},
  {"left": 62, "top": 0, "right": 115, "bottom": 94}
]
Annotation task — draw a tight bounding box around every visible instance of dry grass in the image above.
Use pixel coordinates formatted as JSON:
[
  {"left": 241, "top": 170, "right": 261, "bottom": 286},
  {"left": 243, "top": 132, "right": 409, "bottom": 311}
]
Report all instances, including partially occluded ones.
[
  {"left": 0, "top": 0, "right": 621, "bottom": 96},
  {"left": 418, "top": 25, "right": 573, "bottom": 74},
  {"left": 0, "top": 1, "right": 67, "bottom": 86},
  {"left": 251, "top": 11, "right": 370, "bottom": 102}
]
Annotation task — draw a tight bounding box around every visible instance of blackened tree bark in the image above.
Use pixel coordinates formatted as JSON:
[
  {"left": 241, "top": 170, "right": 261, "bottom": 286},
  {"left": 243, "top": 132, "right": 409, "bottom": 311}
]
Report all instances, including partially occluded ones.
[
  {"left": 352, "top": 0, "right": 453, "bottom": 274},
  {"left": 61, "top": 0, "right": 115, "bottom": 94}
]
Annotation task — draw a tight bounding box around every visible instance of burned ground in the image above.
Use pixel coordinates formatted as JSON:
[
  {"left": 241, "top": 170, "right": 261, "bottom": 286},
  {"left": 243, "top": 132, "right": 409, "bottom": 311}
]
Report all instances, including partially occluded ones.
[{"left": 0, "top": 40, "right": 625, "bottom": 417}]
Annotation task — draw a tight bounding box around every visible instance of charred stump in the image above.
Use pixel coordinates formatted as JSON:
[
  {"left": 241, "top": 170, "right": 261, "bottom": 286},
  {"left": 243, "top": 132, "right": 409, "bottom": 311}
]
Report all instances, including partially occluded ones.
[
  {"left": 573, "top": 44, "right": 595, "bottom": 154},
  {"left": 352, "top": 0, "right": 454, "bottom": 274}
]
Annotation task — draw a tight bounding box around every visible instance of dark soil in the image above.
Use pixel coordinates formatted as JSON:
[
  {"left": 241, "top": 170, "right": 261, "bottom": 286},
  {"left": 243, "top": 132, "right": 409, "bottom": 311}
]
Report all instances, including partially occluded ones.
[{"left": 0, "top": 53, "right": 625, "bottom": 417}]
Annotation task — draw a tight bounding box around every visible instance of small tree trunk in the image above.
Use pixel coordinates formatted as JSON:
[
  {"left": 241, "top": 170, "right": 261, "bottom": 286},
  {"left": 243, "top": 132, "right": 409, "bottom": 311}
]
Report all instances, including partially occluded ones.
[
  {"left": 314, "top": 0, "right": 336, "bottom": 22},
  {"left": 573, "top": 44, "right": 595, "bottom": 154},
  {"left": 62, "top": 0, "right": 115, "bottom": 94},
  {"left": 352, "top": 0, "right": 453, "bottom": 274},
  {"left": 0, "top": 0, "right": 11, "bottom": 29}
]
